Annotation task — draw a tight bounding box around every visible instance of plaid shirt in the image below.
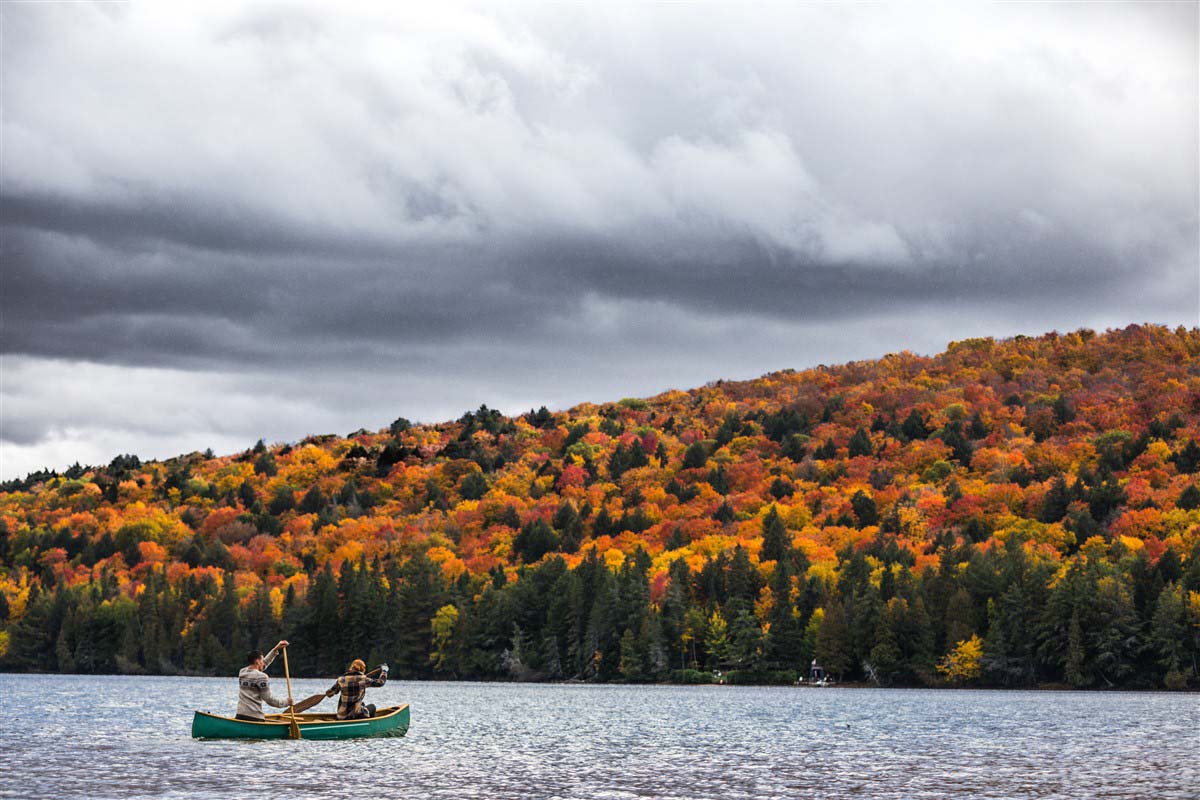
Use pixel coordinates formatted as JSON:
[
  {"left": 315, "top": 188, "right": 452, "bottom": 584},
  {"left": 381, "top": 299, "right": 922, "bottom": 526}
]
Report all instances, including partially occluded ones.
[{"left": 325, "top": 670, "right": 386, "bottom": 719}]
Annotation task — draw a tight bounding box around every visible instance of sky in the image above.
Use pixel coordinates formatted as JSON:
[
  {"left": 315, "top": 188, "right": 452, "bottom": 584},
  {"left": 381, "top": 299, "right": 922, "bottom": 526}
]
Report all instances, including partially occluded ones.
[{"left": 2, "top": 2, "right": 1198, "bottom": 481}]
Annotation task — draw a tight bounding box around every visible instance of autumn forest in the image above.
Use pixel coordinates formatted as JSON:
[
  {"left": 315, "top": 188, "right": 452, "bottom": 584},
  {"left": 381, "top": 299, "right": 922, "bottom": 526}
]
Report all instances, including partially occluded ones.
[{"left": 1, "top": 325, "right": 1198, "bottom": 690}]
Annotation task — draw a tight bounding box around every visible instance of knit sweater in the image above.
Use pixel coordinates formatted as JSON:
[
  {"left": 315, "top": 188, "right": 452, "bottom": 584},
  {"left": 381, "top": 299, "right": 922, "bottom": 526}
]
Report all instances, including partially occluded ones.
[{"left": 236, "top": 646, "right": 288, "bottom": 720}]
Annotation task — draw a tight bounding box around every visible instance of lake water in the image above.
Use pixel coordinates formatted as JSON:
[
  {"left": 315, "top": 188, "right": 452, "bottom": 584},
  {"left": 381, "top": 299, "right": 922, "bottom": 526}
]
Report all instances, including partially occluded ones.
[{"left": 0, "top": 675, "right": 1195, "bottom": 799}]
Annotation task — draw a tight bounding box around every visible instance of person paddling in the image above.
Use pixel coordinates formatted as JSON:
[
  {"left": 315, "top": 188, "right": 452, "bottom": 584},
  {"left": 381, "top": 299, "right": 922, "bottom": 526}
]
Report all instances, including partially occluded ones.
[
  {"left": 235, "top": 640, "right": 293, "bottom": 721},
  {"left": 325, "top": 658, "right": 388, "bottom": 719}
]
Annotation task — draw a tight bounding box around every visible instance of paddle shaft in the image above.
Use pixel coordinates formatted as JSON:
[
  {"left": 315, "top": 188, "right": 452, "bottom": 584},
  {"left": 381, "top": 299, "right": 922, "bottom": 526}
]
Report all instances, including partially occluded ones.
[{"left": 281, "top": 646, "right": 301, "bottom": 739}]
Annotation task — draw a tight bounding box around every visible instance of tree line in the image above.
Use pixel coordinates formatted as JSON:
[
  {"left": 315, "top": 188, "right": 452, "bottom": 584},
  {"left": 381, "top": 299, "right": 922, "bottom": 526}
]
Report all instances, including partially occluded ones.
[{"left": 5, "top": 507, "right": 1196, "bottom": 689}]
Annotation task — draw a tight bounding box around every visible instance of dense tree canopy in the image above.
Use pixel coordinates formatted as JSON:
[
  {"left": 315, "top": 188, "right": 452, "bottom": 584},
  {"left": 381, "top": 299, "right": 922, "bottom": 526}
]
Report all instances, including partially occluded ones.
[{"left": 1, "top": 325, "right": 1198, "bottom": 688}]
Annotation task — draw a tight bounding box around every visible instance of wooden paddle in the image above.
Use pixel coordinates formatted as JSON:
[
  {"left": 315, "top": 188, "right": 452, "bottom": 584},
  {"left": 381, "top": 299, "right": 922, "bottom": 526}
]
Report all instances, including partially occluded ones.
[
  {"left": 290, "top": 693, "right": 326, "bottom": 713},
  {"left": 281, "top": 646, "right": 301, "bottom": 740},
  {"left": 289, "top": 665, "right": 387, "bottom": 713}
]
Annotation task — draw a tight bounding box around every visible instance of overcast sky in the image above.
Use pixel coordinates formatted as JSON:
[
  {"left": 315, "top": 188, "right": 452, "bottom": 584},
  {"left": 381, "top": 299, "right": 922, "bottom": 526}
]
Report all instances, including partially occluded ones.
[{"left": 2, "top": 2, "right": 1197, "bottom": 480}]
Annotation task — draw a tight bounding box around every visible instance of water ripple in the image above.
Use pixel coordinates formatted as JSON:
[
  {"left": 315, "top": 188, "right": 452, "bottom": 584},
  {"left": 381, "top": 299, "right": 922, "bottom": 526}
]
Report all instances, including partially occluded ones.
[{"left": 0, "top": 676, "right": 1196, "bottom": 799}]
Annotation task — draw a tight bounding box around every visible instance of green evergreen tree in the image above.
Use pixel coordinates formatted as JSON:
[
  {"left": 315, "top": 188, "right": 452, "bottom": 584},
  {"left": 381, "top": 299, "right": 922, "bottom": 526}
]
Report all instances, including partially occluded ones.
[
  {"left": 868, "top": 599, "right": 904, "bottom": 685},
  {"left": 390, "top": 553, "right": 450, "bottom": 678},
  {"left": 815, "top": 601, "right": 852, "bottom": 680},
  {"left": 725, "top": 603, "right": 763, "bottom": 669},
  {"left": 901, "top": 410, "right": 929, "bottom": 441},
  {"left": 726, "top": 546, "right": 760, "bottom": 604},
  {"left": 1178, "top": 485, "right": 1200, "bottom": 511},
  {"left": 850, "top": 491, "right": 878, "bottom": 528},
  {"left": 848, "top": 426, "right": 873, "bottom": 458},
  {"left": 460, "top": 470, "right": 489, "bottom": 501},
  {"left": 1039, "top": 476, "right": 1071, "bottom": 523},
  {"left": 760, "top": 506, "right": 790, "bottom": 564},
  {"left": 1150, "top": 583, "right": 1187, "bottom": 681},
  {"left": 513, "top": 520, "right": 560, "bottom": 564},
  {"left": 715, "top": 414, "right": 742, "bottom": 447},
  {"left": 769, "top": 477, "right": 795, "bottom": 500},
  {"left": 764, "top": 563, "right": 803, "bottom": 668},
  {"left": 1066, "top": 608, "right": 1088, "bottom": 687},
  {"left": 683, "top": 441, "right": 708, "bottom": 469},
  {"left": 944, "top": 587, "right": 975, "bottom": 651}
]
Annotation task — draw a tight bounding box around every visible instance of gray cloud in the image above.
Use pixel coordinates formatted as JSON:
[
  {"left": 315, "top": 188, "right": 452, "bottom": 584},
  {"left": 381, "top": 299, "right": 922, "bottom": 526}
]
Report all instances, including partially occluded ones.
[{"left": 1, "top": 2, "right": 1197, "bottom": 479}]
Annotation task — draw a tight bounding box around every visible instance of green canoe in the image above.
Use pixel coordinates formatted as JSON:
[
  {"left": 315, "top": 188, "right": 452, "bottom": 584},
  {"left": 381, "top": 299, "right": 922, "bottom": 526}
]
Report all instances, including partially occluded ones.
[{"left": 192, "top": 704, "right": 409, "bottom": 740}]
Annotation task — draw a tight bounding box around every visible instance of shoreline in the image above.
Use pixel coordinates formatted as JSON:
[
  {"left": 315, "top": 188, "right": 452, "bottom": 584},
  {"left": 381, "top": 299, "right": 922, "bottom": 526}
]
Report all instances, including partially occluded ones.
[{"left": 2, "top": 670, "right": 1194, "bottom": 693}]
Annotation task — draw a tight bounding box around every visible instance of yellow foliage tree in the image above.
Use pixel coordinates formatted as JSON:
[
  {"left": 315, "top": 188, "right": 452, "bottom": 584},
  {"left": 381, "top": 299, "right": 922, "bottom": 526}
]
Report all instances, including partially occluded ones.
[
  {"left": 430, "top": 604, "right": 460, "bottom": 671},
  {"left": 937, "top": 634, "right": 983, "bottom": 683}
]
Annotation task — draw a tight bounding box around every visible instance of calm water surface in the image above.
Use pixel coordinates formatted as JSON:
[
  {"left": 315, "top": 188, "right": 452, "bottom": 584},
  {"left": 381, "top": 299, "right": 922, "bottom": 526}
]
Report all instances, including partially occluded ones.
[{"left": 0, "top": 675, "right": 1195, "bottom": 799}]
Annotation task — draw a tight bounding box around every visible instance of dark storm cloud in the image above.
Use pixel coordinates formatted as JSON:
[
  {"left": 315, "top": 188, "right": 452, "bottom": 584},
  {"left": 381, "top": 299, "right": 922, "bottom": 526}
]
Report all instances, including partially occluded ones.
[
  {"left": 1, "top": 2, "right": 1196, "bottom": 478},
  {"left": 1, "top": 189, "right": 369, "bottom": 258},
  {"left": 3, "top": 218, "right": 1163, "bottom": 373}
]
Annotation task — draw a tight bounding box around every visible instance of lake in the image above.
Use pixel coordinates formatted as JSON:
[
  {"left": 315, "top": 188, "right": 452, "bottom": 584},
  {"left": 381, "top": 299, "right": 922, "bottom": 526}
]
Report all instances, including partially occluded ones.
[{"left": 0, "top": 675, "right": 1195, "bottom": 799}]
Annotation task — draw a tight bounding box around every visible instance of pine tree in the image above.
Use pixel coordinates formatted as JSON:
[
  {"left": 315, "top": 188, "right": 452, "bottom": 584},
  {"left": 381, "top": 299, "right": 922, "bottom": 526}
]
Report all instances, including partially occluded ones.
[
  {"left": 815, "top": 601, "right": 852, "bottom": 680},
  {"left": 725, "top": 604, "right": 763, "bottom": 669},
  {"left": 391, "top": 553, "right": 449, "bottom": 677},
  {"left": 769, "top": 477, "right": 795, "bottom": 500},
  {"left": 1066, "top": 608, "right": 1088, "bottom": 687},
  {"left": 944, "top": 587, "right": 975, "bottom": 651},
  {"left": 727, "top": 546, "right": 760, "bottom": 604},
  {"left": 1150, "top": 583, "right": 1187, "bottom": 679},
  {"left": 682, "top": 441, "right": 709, "bottom": 469},
  {"left": 848, "top": 426, "right": 873, "bottom": 458},
  {"left": 1178, "top": 485, "right": 1200, "bottom": 511},
  {"left": 850, "top": 491, "right": 878, "bottom": 528},
  {"left": 901, "top": 410, "right": 930, "bottom": 441},
  {"left": 458, "top": 471, "right": 488, "bottom": 501},
  {"left": 703, "top": 609, "right": 728, "bottom": 669},
  {"left": 715, "top": 414, "right": 741, "bottom": 447},
  {"left": 760, "top": 506, "right": 790, "bottom": 564},
  {"left": 1039, "top": 476, "right": 1071, "bottom": 523},
  {"left": 513, "top": 520, "right": 560, "bottom": 564},
  {"left": 869, "top": 599, "right": 904, "bottom": 685},
  {"left": 764, "top": 562, "right": 803, "bottom": 668}
]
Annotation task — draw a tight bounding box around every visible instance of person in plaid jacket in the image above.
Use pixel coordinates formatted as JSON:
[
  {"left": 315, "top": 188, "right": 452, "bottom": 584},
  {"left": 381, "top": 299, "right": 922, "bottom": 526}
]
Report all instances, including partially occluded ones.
[{"left": 325, "top": 658, "right": 388, "bottom": 719}]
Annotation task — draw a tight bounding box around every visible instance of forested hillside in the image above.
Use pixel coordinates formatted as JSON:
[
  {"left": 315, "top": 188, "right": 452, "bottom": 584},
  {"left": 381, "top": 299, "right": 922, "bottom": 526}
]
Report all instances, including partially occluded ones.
[{"left": 2, "top": 325, "right": 1198, "bottom": 688}]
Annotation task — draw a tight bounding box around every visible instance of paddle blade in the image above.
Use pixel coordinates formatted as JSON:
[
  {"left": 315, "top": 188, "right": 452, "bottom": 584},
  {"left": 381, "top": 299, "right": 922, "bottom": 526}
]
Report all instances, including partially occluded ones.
[
  {"left": 292, "top": 693, "right": 326, "bottom": 713},
  {"left": 288, "top": 717, "right": 301, "bottom": 740}
]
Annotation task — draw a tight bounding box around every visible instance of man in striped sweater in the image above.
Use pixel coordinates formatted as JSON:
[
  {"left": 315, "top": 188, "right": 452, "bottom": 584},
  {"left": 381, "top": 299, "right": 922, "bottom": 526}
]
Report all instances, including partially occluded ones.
[{"left": 235, "top": 640, "right": 293, "bottom": 721}]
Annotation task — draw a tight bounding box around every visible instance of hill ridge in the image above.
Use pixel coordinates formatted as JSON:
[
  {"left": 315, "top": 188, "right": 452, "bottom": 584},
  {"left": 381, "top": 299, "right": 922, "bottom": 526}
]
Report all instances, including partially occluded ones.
[{"left": 1, "top": 322, "right": 1198, "bottom": 689}]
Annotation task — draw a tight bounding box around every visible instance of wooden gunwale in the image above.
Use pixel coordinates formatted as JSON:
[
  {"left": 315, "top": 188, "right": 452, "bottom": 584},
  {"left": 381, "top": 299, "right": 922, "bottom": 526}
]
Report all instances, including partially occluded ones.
[{"left": 195, "top": 704, "right": 407, "bottom": 725}]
